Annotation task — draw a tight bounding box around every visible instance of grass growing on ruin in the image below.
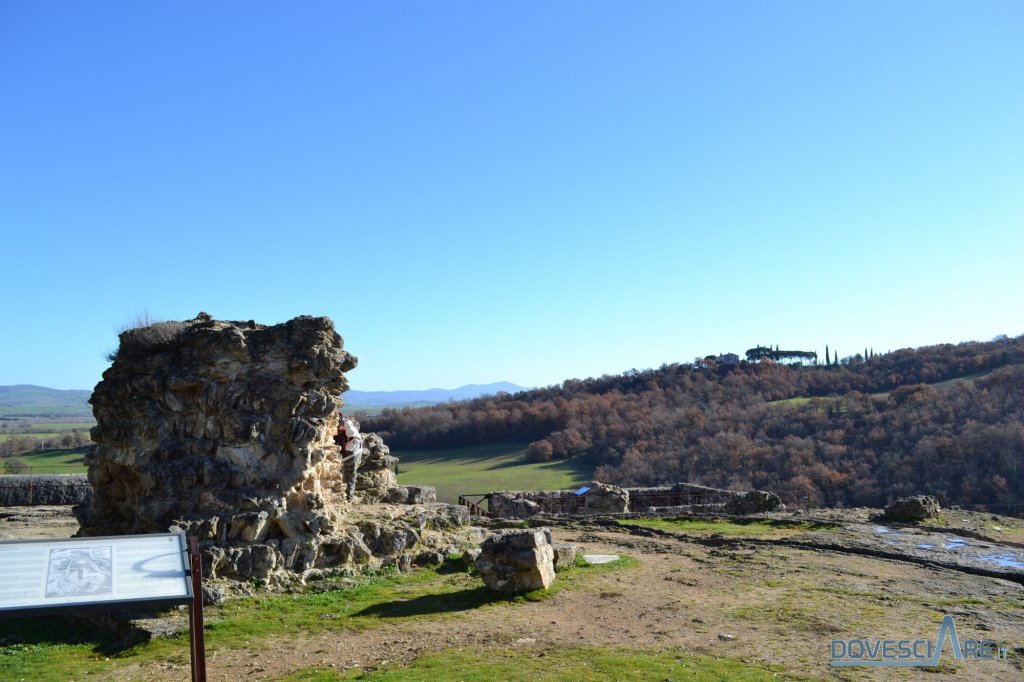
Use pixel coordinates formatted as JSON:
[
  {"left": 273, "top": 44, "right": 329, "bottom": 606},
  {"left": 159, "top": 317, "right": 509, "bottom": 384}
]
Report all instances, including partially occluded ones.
[
  {"left": 0, "top": 557, "right": 636, "bottom": 680},
  {"left": 394, "top": 442, "right": 594, "bottom": 504},
  {"left": 617, "top": 517, "right": 837, "bottom": 539},
  {"left": 273, "top": 646, "right": 806, "bottom": 681}
]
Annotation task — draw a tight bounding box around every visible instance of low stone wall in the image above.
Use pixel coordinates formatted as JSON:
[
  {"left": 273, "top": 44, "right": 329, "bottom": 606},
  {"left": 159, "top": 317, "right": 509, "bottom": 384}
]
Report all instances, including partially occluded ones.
[
  {"left": 0, "top": 474, "right": 92, "bottom": 506},
  {"left": 488, "top": 482, "right": 629, "bottom": 518},
  {"left": 486, "top": 482, "right": 783, "bottom": 519},
  {"left": 629, "top": 483, "right": 742, "bottom": 511}
]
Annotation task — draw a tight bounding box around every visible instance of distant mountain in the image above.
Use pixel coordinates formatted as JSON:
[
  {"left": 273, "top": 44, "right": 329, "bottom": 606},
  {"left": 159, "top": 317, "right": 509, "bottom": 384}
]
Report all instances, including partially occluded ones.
[
  {"left": 344, "top": 382, "right": 530, "bottom": 407},
  {"left": 0, "top": 382, "right": 531, "bottom": 415},
  {"left": 0, "top": 385, "right": 93, "bottom": 415}
]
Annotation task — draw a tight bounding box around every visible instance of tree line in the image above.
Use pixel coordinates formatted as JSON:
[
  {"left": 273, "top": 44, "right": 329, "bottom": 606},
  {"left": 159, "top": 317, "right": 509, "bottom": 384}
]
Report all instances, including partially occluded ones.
[{"left": 363, "top": 335, "right": 1024, "bottom": 509}]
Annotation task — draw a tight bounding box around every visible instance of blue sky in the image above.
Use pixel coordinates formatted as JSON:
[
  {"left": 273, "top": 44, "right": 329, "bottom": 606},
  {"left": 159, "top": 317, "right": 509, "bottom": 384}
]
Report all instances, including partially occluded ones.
[{"left": 2, "top": 2, "right": 1022, "bottom": 392}]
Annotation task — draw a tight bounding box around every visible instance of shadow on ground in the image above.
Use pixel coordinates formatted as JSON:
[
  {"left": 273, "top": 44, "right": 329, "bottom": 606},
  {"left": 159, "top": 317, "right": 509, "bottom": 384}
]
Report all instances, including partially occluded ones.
[{"left": 352, "top": 585, "right": 533, "bottom": 618}]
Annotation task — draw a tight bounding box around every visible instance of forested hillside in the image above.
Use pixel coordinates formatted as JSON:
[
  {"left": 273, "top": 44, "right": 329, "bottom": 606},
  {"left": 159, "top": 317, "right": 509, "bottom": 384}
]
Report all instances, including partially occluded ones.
[{"left": 364, "top": 336, "right": 1024, "bottom": 509}]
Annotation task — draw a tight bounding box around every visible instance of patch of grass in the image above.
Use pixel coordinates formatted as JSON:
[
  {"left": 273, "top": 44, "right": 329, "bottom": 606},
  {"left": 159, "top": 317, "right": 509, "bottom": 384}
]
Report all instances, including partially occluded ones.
[
  {"left": 273, "top": 646, "right": 806, "bottom": 681},
  {"left": 0, "top": 615, "right": 133, "bottom": 682},
  {"left": 766, "top": 396, "right": 816, "bottom": 407},
  {"left": 0, "top": 558, "right": 636, "bottom": 679},
  {"left": 394, "top": 442, "right": 593, "bottom": 504},
  {"left": 618, "top": 517, "right": 837, "bottom": 539}
]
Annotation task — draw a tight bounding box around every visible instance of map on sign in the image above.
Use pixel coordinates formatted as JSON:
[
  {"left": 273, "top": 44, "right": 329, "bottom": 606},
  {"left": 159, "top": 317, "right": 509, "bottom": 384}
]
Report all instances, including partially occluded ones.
[
  {"left": 0, "top": 533, "right": 192, "bottom": 617},
  {"left": 46, "top": 547, "right": 114, "bottom": 598}
]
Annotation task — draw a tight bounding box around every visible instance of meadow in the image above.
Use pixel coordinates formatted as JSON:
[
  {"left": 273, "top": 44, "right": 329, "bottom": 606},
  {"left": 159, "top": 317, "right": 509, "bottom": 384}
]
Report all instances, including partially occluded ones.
[
  {"left": 5, "top": 447, "right": 89, "bottom": 474},
  {"left": 394, "top": 442, "right": 594, "bottom": 504}
]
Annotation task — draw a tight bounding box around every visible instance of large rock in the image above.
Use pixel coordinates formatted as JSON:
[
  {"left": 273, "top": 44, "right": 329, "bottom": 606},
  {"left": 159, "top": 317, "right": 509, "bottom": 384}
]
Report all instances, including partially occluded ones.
[
  {"left": 883, "top": 495, "right": 940, "bottom": 522},
  {"left": 724, "top": 490, "right": 785, "bottom": 515},
  {"left": 475, "top": 528, "right": 555, "bottom": 593}
]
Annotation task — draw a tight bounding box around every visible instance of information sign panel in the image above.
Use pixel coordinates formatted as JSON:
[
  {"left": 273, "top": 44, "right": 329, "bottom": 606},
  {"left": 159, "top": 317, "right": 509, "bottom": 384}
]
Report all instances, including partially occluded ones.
[{"left": 0, "top": 533, "right": 192, "bottom": 617}]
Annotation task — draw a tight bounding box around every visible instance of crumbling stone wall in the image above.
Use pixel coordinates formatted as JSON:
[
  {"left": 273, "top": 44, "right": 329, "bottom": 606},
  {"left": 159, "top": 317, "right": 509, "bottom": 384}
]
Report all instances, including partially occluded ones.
[
  {"left": 0, "top": 474, "right": 92, "bottom": 506},
  {"left": 489, "top": 481, "right": 629, "bottom": 518},
  {"left": 75, "top": 313, "right": 460, "bottom": 587},
  {"left": 487, "top": 481, "right": 783, "bottom": 518}
]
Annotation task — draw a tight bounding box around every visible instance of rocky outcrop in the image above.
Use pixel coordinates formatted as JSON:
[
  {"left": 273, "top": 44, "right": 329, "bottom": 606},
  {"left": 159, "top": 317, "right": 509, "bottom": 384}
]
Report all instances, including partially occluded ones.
[
  {"left": 0, "top": 474, "right": 92, "bottom": 506},
  {"left": 883, "top": 495, "right": 940, "bottom": 522},
  {"left": 75, "top": 313, "right": 468, "bottom": 587},
  {"left": 475, "top": 528, "right": 555, "bottom": 593}
]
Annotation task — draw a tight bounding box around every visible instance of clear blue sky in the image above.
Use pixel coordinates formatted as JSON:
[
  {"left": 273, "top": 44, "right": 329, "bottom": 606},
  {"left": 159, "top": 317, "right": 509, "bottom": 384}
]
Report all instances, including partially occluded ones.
[{"left": 2, "top": 2, "right": 1022, "bottom": 392}]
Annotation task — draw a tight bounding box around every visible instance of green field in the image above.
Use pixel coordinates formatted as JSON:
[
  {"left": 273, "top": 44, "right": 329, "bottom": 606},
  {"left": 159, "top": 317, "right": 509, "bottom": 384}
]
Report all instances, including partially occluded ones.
[
  {"left": 0, "top": 405, "right": 93, "bottom": 417},
  {"left": 395, "top": 442, "right": 594, "bottom": 504},
  {"left": 2, "top": 447, "right": 89, "bottom": 474}
]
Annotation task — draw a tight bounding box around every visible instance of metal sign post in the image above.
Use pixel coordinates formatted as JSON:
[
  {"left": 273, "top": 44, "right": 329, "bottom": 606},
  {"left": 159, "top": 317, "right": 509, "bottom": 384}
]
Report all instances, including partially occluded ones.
[{"left": 188, "top": 537, "right": 207, "bottom": 682}]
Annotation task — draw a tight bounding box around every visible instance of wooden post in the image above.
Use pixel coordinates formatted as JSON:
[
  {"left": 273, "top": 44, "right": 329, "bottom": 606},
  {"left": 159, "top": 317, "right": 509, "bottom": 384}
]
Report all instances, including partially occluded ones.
[{"left": 188, "top": 537, "right": 207, "bottom": 682}]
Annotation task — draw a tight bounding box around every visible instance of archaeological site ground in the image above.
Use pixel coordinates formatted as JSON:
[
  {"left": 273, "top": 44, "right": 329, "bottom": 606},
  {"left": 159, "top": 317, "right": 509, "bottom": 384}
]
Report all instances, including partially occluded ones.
[{"left": 1, "top": 316, "right": 1022, "bottom": 681}]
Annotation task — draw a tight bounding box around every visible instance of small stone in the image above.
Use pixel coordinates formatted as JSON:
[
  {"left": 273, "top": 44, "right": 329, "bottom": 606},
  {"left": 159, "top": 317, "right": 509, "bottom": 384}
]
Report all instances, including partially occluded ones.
[
  {"left": 718, "top": 633, "right": 735, "bottom": 641},
  {"left": 552, "top": 543, "right": 580, "bottom": 569}
]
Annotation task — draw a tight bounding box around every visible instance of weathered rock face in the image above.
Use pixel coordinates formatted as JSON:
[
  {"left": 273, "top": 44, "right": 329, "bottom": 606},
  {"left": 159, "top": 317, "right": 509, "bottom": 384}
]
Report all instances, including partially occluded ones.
[
  {"left": 475, "top": 528, "right": 555, "bottom": 593},
  {"left": 883, "top": 495, "right": 940, "bottom": 522},
  {"left": 75, "top": 313, "right": 466, "bottom": 587}
]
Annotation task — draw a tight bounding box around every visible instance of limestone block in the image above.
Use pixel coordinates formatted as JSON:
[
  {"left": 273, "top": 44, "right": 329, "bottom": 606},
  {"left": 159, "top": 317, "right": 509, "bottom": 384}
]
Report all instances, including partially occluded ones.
[
  {"left": 552, "top": 543, "right": 580, "bottom": 569},
  {"left": 475, "top": 528, "right": 556, "bottom": 594}
]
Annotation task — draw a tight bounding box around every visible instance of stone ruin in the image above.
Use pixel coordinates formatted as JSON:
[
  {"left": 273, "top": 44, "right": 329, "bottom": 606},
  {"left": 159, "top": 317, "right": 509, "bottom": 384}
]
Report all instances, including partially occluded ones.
[
  {"left": 75, "top": 313, "right": 475, "bottom": 590},
  {"left": 488, "top": 481, "right": 630, "bottom": 518},
  {"left": 485, "top": 481, "right": 785, "bottom": 519}
]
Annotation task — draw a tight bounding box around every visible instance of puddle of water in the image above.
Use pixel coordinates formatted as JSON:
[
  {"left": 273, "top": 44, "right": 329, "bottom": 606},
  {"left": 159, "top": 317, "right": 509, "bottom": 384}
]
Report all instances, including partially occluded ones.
[
  {"left": 979, "top": 553, "right": 1024, "bottom": 569},
  {"left": 917, "top": 544, "right": 934, "bottom": 550},
  {"left": 886, "top": 541, "right": 899, "bottom": 546},
  {"left": 944, "top": 538, "right": 969, "bottom": 550},
  {"left": 875, "top": 527, "right": 894, "bottom": 534}
]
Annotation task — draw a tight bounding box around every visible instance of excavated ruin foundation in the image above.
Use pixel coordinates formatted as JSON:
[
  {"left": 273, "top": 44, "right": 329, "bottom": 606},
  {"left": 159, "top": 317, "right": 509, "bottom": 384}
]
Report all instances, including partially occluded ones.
[{"left": 75, "top": 313, "right": 476, "bottom": 589}]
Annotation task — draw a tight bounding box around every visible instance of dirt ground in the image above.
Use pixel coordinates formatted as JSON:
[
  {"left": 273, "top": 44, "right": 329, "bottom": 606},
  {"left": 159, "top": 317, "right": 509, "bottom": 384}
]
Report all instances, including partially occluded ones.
[{"left": 2, "top": 507, "right": 1023, "bottom": 681}]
